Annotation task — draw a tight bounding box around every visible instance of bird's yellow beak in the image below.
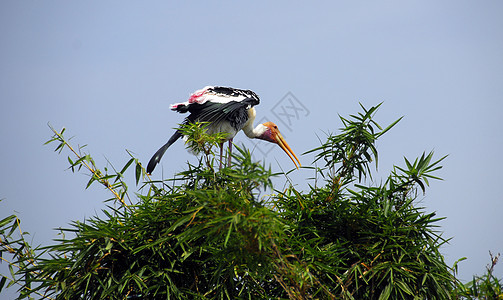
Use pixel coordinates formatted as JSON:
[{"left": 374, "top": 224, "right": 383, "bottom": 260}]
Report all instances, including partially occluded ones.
[{"left": 273, "top": 131, "right": 301, "bottom": 169}]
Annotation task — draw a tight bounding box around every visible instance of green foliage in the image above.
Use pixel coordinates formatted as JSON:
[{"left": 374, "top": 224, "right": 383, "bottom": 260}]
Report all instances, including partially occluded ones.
[
  {"left": 455, "top": 253, "right": 503, "bottom": 299},
  {"left": 2, "top": 104, "right": 498, "bottom": 299},
  {"left": 276, "top": 105, "right": 453, "bottom": 299}
]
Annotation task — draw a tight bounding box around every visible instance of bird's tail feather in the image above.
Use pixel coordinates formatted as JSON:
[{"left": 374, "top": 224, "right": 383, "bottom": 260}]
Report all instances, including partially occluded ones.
[{"left": 146, "top": 130, "right": 182, "bottom": 174}]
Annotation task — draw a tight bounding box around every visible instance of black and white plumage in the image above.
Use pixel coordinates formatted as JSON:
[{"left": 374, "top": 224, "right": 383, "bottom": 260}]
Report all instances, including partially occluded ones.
[{"left": 146, "top": 86, "right": 301, "bottom": 174}]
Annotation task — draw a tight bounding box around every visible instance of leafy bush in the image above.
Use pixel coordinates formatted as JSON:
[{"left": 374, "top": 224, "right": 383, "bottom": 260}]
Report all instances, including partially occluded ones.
[{"left": 2, "top": 104, "right": 485, "bottom": 299}]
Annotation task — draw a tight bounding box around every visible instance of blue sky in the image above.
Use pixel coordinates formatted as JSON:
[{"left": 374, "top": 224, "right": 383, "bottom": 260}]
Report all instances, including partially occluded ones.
[{"left": 1, "top": 1, "right": 502, "bottom": 295}]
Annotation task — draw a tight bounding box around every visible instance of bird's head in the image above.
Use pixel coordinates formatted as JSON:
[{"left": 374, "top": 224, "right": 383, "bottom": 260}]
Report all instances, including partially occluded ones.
[{"left": 256, "top": 122, "right": 301, "bottom": 169}]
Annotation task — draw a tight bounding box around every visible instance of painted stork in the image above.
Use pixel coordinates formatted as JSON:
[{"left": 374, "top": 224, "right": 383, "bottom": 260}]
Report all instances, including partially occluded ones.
[{"left": 146, "top": 86, "right": 301, "bottom": 174}]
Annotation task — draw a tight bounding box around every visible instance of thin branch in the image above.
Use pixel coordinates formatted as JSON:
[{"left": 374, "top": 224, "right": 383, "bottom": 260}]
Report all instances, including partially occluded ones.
[{"left": 47, "top": 124, "right": 132, "bottom": 209}]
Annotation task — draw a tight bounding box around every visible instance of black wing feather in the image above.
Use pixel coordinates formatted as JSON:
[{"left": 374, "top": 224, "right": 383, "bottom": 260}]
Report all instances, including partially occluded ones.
[
  {"left": 210, "top": 86, "right": 259, "bottom": 101},
  {"left": 188, "top": 97, "right": 258, "bottom": 129}
]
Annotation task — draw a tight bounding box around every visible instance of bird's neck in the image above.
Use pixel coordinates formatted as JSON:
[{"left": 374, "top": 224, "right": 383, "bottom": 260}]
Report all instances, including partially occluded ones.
[
  {"left": 244, "top": 123, "right": 268, "bottom": 139},
  {"left": 242, "top": 107, "right": 261, "bottom": 138},
  {"left": 241, "top": 108, "right": 274, "bottom": 142}
]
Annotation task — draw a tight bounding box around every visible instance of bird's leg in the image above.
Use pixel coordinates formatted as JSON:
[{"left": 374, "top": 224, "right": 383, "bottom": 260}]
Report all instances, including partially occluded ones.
[
  {"left": 227, "top": 139, "right": 233, "bottom": 167},
  {"left": 219, "top": 142, "right": 224, "bottom": 169}
]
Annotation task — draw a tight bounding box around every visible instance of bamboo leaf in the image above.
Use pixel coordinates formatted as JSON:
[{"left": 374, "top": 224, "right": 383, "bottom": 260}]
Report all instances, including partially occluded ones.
[
  {"left": 379, "top": 283, "right": 392, "bottom": 300},
  {"left": 135, "top": 162, "right": 141, "bottom": 185},
  {"left": 0, "top": 276, "right": 7, "bottom": 293}
]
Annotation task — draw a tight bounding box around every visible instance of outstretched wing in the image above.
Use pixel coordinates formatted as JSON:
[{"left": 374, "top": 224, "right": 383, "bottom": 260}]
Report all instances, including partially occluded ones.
[{"left": 171, "top": 86, "right": 260, "bottom": 114}]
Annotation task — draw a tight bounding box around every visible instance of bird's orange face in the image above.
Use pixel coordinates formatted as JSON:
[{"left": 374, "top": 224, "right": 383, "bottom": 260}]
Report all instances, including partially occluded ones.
[{"left": 262, "top": 122, "right": 301, "bottom": 169}]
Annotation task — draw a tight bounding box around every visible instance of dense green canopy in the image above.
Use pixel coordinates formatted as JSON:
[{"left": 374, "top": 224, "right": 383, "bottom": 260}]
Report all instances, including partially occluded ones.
[{"left": 2, "top": 104, "right": 500, "bottom": 299}]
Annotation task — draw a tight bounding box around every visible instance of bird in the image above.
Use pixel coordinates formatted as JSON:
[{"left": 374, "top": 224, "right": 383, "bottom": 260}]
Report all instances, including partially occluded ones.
[{"left": 146, "top": 86, "right": 301, "bottom": 174}]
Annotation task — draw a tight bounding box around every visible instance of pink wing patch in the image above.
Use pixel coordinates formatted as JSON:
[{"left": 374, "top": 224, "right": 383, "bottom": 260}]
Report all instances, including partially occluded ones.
[
  {"left": 188, "top": 88, "right": 208, "bottom": 103},
  {"left": 170, "top": 86, "right": 212, "bottom": 110}
]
